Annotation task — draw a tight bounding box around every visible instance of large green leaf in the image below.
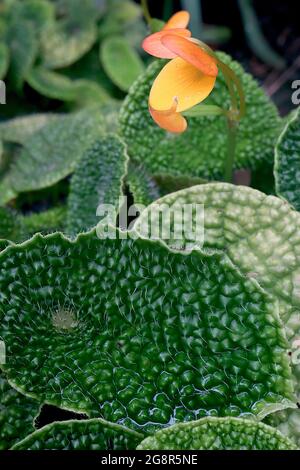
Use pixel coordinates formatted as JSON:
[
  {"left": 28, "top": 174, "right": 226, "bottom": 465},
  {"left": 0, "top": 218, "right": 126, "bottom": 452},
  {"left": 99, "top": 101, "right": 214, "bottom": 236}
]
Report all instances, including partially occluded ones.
[
  {"left": 0, "top": 371, "right": 40, "bottom": 450},
  {"left": 40, "top": 10, "right": 97, "bottom": 69},
  {"left": 0, "top": 108, "right": 113, "bottom": 201},
  {"left": 0, "top": 230, "right": 294, "bottom": 433},
  {"left": 26, "top": 67, "right": 111, "bottom": 105},
  {"left": 6, "top": 20, "right": 38, "bottom": 89},
  {"left": 136, "top": 182, "right": 300, "bottom": 441},
  {"left": 100, "top": 36, "right": 145, "bottom": 92},
  {"left": 137, "top": 417, "right": 297, "bottom": 450},
  {"left": 119, "top": 53, "right": 281, "bottom": 180},
  {"left": 0, "top": 113, "right": 60, "bottom": 144},
  {"left": 66, "top": 135, "right": 128, "bottom": 235},
  {"left": 9, "top": 0, "right": 55, "bottom": 37},
  {"left": 12, "top": 418, "right": 143, "bottom": 450},
  {"left": 275, "top": 106, "right": 300, "bottom": 210}
]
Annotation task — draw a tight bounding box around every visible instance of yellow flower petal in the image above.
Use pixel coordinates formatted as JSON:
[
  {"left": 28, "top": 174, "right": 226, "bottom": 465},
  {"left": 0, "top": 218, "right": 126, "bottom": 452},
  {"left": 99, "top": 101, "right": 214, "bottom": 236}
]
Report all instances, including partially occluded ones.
[
  {"left": 149, "top": 102, "right": 187, "bottom": 134},
  {"left": 149, "top": 57, "right": 216, "bottom": 113},
  {"left": 163, "top": 11, "right": 190, "bottom": 30}
]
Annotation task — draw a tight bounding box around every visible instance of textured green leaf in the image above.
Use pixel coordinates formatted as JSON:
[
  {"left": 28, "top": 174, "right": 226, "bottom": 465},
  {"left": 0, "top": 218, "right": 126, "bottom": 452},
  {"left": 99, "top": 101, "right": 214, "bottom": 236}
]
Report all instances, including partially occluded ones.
[
  {"left": 22, "top": 206, "right": 68, "bottom": 237},
  {"left": 0, "top": 42, "right": 9, "bottom": 79},
  {"left": 126, "top": 162, "right": 160, "bottom": 207},
  {"left": 136, "top": 183, "right": 300, "bottom": 439},
  {"left": 275, "top": 106, "right": 300, "bottom": 210},
  {"left": 0, "top": 113, "right": 60, "bottom": 144},
  {"left": 41, "top": 21, "right": 97, "bottom": 69},
  {"left": 0, "top": 206, "right": 25, "bottom": 242},
  {"left": 119, "top": 53, "right": 281, "bottom": 179},
  {"left": 6, "top": 20, "right": 38, "bottom": 89},
  {"left": 66, "top": 135, "right": 128, "bottom": 235},
  {"left": 6, "top": 108, "right": 110, "bottom": 195},
  {"left": 137, "top": 417, "right": 297, "bottom": 450},
  {"left": 0, "top": 230, "right": 295, "bottom": 433},
  {"left": 100, "top": 36, "right": 145, "bottom": 92},
  {"left": 10, "top": 0, "right": 55, "bottom": 36},
  {"left": 0, "top": 371, "right": 40, "bottom": 450},
  {"left": 12, "top": 418, "right": 143, "bottom": 450},
  {"left": 27, "top": 67, "right": 111, "bottom": 104},
  {"left": 266, "top": 409, "right": 300, "bottom": 448}
]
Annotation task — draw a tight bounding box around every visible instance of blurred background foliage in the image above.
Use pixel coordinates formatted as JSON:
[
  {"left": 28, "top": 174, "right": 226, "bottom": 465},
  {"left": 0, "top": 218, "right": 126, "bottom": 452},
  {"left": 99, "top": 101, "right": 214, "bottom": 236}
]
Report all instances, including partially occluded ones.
[
  {"left": 0, "top": 0, "right": 298, "bottom": 119},
  {"left": 0, "top": 0, "right": 299, "bottom": 229}
]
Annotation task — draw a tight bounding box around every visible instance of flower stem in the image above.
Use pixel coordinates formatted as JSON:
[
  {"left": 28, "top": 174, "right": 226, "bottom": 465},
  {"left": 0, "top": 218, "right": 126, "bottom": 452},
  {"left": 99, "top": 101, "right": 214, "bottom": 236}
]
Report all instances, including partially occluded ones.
[
  {"left": 224, "top": 118, "right": 238, "bottom": 183},
  {"left": 141, "top": 0, "right": 151, "bottom": 25}
]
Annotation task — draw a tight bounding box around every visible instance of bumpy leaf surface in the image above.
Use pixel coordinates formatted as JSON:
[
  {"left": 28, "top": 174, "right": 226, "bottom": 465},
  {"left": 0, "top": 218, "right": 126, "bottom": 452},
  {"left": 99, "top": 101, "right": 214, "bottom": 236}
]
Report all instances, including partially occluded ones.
[
  {"left": 0, "top": 371, "right": 40, "bottom": 450},
  {"left": 12, "top": 418, "right": 143, "bottom": 450},
  {"left": 0, "top": 230, "right": 294, "bottom": 433},
  {"left": 136, "top": 183, "right": 300, "bottom": 440},
  {"left": 6, "top": 108, "right": 109, "bottom": 194},
  {"left": 119, "top": 53, "right": 281, "bottom": 179},
  {"left": 275, "top": 106, "right": 300, "bottom": 210},
  {"left": 100, "top": 36, "right": 145, "bottom": 92},
  {"left": 0, "top": 113, "right": 60, "bottom": 144},
  {"left": 22, "top": 206, "right": 68, "bottom": 237},
  {"left": 137, "top": 417, "right": 297, "bottom": 450},
  {"left": 66, "top": 135, "right": 128, "bottom": 234}
]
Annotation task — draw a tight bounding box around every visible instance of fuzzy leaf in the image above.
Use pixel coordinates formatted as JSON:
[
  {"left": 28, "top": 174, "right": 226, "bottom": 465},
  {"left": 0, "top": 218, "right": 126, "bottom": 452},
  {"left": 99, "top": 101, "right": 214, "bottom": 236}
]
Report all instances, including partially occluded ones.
[
  {"left": 66, "top": 135, "right": 128, "bottom": 235},
  {"left": 137, "top": 417, "right": 297, "bottom": 450},
  {"left": 0, "top": 206, "right": 26, "bottom": 242},
  {"left": 119, "top": 53, "right": 281, "bottom": 179},
  {"left": 22, "top": 206, "right": 68, "bottom": 237},
  {"left": 6, "top": 20, "right": 38, "bottom": 89},
  {"left": 41, "top": 21, "right": 97, "bottom": 69},
  {"left": 0, "top": 230, "right": 295, "bottom": 433},
  {"left": 12, "top": 418, "right": 143, "bottom": 450},
  {"left": 27, "top": 67, "right": 111, "bottom": 104},
  {"left": 3, "top": 108, "right": 112, "bottom": 196},
  {"left": 0, "top": 113, "right": 60, "bottom": 144},
  {"left": 275, "top": 106, "right": 300, "bottom": 210},
  {"left": 100, "top": 36, "right": 145, "bottom": 92}
]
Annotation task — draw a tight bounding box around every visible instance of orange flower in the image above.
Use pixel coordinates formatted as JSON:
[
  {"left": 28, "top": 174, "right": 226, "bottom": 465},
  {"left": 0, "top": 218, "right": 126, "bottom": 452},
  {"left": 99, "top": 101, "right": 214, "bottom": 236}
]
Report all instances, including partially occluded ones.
[{"left": 142, "top": 11, "right": 218, "bottom": 133}]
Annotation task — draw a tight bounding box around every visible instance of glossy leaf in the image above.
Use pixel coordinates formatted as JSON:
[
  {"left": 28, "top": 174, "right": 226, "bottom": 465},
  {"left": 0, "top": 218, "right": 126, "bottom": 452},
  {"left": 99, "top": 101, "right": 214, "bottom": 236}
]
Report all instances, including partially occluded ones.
[
  {"left": 0, "top": 372, "right": 40, "bottom": 450},
  {"left": 0, "top": 230, "right": 294, "bottom": 433},
  {"left": 12, "top": 418, "right": 143, "bottom": 450},
  {"left": 136, "top": 182, "right": 300, "bottom": 442},
  {"left": 137, "top": 417, "right": 297, "bottom": 450}
]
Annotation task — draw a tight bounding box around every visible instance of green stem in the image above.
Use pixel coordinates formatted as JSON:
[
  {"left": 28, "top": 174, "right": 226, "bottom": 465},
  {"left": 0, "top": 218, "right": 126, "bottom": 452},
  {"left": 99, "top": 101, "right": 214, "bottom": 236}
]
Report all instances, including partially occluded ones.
[
  {"left": 224, "top": 119, "right": 238, "bottom": 183},
  {"left": 141, "top": 0, "right": 151, "bottom": 25}
]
